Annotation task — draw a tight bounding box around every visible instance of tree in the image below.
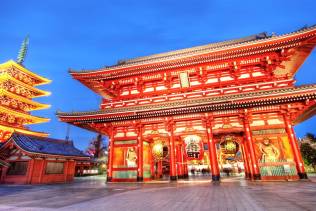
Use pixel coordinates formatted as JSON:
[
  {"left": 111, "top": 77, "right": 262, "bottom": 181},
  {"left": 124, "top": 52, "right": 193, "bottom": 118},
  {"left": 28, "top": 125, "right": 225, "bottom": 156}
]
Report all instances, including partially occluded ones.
[
  {"left": 85, "top": 134, "right": 109, "bottom": 174},
  {"left": 300, "top": 133, "right": 316, "bottom": 172},
  {"left": 85, "top": 134, "right": 108, "bottom": 159},
  {"left": 305, "top": 133, "right": 316, "bottom": 143}
]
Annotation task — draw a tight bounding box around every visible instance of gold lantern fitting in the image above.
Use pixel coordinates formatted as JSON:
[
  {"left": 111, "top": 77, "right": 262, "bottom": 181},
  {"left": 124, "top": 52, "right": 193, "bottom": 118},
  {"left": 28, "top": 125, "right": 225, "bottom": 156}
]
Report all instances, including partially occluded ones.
[
  {"left": 222, "top": 136, "right": 237, "bottom": 153},
  {"left": 225, "top": 141, "right": 236, "bottom": 152}
]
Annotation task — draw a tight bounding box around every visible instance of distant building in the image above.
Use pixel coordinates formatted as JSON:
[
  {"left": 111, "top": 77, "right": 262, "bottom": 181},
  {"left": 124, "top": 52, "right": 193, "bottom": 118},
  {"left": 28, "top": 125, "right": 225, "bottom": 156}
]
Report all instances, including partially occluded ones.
[{"left": 0, "top": 133, "right": 89, "bottom": 184}]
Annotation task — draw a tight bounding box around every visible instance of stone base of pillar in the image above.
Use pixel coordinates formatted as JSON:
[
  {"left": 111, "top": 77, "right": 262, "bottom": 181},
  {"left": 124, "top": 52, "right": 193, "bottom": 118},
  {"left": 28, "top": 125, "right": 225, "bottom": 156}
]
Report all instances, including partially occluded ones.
[
  {"left": 106, "top": 177, "right": 112, "bottom": 182},
  {"left": 170, "top": 176, "right": 177, "bottom": 181},
  {"left": 177, "top": 175, "right": 184, "bottom": 179},
  {"left": 212, "top": 175, "right": 220, "bottom": 181},
  {"left": 298, "top": 172, "right": 308, "bottom": 179},
  {"left": 183, "top": 174, "right": 189, "bottom": 179},
  {"left": 253, "top": 174, "right": 261, "bottom": 180},
  {"left": 245, "top": 173, "right": 251, "bottom": 179},
  {"left": 137, "top": 176, "right": 143, "bottom": 182}
]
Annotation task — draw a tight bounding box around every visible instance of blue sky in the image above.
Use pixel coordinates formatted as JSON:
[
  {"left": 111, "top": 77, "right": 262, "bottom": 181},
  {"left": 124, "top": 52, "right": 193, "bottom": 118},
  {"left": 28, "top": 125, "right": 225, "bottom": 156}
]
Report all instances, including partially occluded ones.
[{"left": 0, "top": 0, "right": 315, "bottom": 150}]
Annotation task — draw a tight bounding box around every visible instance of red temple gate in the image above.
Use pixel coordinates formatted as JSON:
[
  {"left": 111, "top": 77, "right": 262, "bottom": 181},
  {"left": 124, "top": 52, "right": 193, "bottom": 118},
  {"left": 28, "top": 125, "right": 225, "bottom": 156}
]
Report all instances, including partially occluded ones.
[{"left": 58, "top": 25, "right": 316, "bottom": 182}]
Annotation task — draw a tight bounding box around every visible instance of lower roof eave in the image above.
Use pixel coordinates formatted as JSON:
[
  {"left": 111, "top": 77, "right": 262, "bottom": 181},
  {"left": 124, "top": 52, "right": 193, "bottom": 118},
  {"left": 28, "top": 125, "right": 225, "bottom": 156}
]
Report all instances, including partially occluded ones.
[
  {"left": 293, "top": 102, "right": 316, "bottom": 125},
  {"left": 59, "top": 93, "right": 316, "bottom": 126},
  {"left": 57, "top": 84, "right": 316, "bottom": 121}
]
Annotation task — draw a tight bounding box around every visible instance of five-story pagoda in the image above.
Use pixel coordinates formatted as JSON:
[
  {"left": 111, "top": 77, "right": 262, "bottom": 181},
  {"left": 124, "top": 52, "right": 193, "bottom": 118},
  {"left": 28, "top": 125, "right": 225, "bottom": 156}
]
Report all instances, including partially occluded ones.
[{"left": 0, "top": 37, "right": 50, "bottom": 142}]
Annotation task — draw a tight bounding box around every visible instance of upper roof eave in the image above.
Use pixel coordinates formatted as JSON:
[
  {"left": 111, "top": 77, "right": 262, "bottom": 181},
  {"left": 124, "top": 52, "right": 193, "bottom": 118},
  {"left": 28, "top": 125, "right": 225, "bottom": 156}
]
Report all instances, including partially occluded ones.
[{"left": 69, "top": 25, "right": 316, "bottom": 77}]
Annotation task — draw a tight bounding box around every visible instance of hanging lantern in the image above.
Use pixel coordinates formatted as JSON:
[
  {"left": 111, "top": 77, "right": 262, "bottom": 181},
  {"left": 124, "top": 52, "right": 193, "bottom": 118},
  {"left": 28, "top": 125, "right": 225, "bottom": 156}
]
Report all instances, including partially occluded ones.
[
  {"left": 152, "top": 139, "right": 164, "bottom": 161},
  {"left": 184, "top": 135, "right": 204, "bottom": 160}
]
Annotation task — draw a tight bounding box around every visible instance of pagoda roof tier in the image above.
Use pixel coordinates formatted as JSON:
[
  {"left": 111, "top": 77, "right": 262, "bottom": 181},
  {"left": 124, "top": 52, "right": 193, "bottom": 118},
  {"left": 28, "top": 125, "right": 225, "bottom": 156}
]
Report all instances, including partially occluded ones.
[
  {"left": 57, "top": 84, "right": 316, "bottom": 126},
  {"left": 0, "top": 133, "right": 89, "bottom": 159},
  {"left": 0, "top": 60, "right": 51, "bottom": 86},
  {"left": 0, "top": 88, "right": 50, "bottom": 111},
  {"left": 0, "top": 105, "right": 49, "bottom": 124},
  {"left": 0, "top": 124, "right": 48, "bottom": 138},
  {"left": 69, "top": 25, "right": 316, "bottom": 86},
  {"left": 0, "top": 72, "right": 51, "bottom": 98}
]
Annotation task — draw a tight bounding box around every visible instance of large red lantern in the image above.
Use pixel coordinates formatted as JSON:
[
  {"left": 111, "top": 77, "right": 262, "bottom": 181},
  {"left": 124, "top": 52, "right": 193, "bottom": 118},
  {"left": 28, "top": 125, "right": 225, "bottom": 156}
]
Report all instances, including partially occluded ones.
[{"left": 184, "top": 135, "right": 204, "bottom": 160}]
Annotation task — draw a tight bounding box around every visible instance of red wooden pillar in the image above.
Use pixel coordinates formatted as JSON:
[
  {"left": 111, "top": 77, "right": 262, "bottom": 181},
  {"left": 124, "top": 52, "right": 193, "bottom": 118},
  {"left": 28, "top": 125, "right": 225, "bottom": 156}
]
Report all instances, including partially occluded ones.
[
  {"left": 157, "top": 160, "right": 163, "bottom": 178},
  {"left": 67, "top": 160, "right": 74, "bottom": 182},
  {"left": 284, "top": 115, "right": 307, "bottom": 179},
  {"left": 241, "top": 144, "right": 251, "bottom": 179},
  {"left": 137, "top": 123, "right": 144, "bottom": 181},
  {"left": 26, "top": 159, "right": 34, "bottom": 184},
  {"left": 180, "top": 144, "right": 186, "bottom": 178},
  {"left": 63, "top": 161, "right": 69, "bottom": 183},
  {"left": 80, "top": 166, "right": 84, "bottom": 176},
  {"left": 0, "top": 166, "right": 8, "bottom": 183},
  {"left": 205, "top": 117, "right": 220, "bottom": 181},
  {"left": 149, "top": 146, "right": 155, "bottom": 179},
  {"left": 183, "top": 151, "right": 189, "bottom": 178},
  {"left": 244, "top": 136, "right": 254, "bottom": 177},
  {"left": 243, "top": 117, "right": 261, "bottom": 180},
  {"left": 107, "top": 126, "right": 114, "bottom": 182},
  {"left": 176, "top": 144, "right": 183, "bottom": 179},
  {"left": 167, "top": 119, "right": 177, "bottom": 181},
  {"left": 38, "top": 159, "right": 46, "bottom": 184}
]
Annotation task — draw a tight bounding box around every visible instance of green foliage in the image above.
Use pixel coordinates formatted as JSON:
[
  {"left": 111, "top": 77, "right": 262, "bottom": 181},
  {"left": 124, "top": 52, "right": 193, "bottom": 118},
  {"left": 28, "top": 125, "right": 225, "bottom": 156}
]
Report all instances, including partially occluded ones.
[
  {"left": 301, "top": 142, "right": 316, "bottom": 166},
  {"left": 306, "top": 133, "right": 316, "bottom": 143},
  {"left": 17, "top": 35, "right": 29, "bottom": 65}
]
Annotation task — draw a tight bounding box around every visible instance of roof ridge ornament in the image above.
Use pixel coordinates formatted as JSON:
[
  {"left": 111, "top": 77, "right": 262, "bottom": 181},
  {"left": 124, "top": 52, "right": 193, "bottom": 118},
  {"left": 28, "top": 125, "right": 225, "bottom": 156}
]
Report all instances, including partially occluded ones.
[{"left": 16, "top": 35, "right": 30, "bottom": 65}]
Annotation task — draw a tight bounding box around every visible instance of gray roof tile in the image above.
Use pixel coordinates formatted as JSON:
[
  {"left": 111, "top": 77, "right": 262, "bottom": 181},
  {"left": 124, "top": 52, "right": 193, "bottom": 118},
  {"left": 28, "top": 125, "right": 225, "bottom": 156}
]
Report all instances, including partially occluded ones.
[{"left": 7, "top": 133, "right": 89, "bottom": 158}]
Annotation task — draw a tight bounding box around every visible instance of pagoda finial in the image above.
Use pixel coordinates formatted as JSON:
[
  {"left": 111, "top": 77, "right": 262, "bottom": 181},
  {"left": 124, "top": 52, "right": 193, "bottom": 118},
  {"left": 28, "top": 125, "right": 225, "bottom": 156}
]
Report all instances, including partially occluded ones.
[{"left": 16, "top": 35, "right": 30, "bottom": 65}]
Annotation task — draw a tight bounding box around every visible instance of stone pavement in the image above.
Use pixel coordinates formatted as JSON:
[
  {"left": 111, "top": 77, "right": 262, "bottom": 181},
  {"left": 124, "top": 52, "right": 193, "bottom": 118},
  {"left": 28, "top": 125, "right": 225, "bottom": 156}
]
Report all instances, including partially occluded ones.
[{"left": 0, "top": 176, "right": 316, "bottom": 211}]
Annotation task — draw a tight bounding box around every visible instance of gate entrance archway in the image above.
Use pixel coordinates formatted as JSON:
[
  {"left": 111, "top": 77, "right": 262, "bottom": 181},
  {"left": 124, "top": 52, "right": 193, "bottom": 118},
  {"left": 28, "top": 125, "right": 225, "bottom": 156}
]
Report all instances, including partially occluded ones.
[{"left": 217, "top": 135, "right": 246, "bottom": 178}]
